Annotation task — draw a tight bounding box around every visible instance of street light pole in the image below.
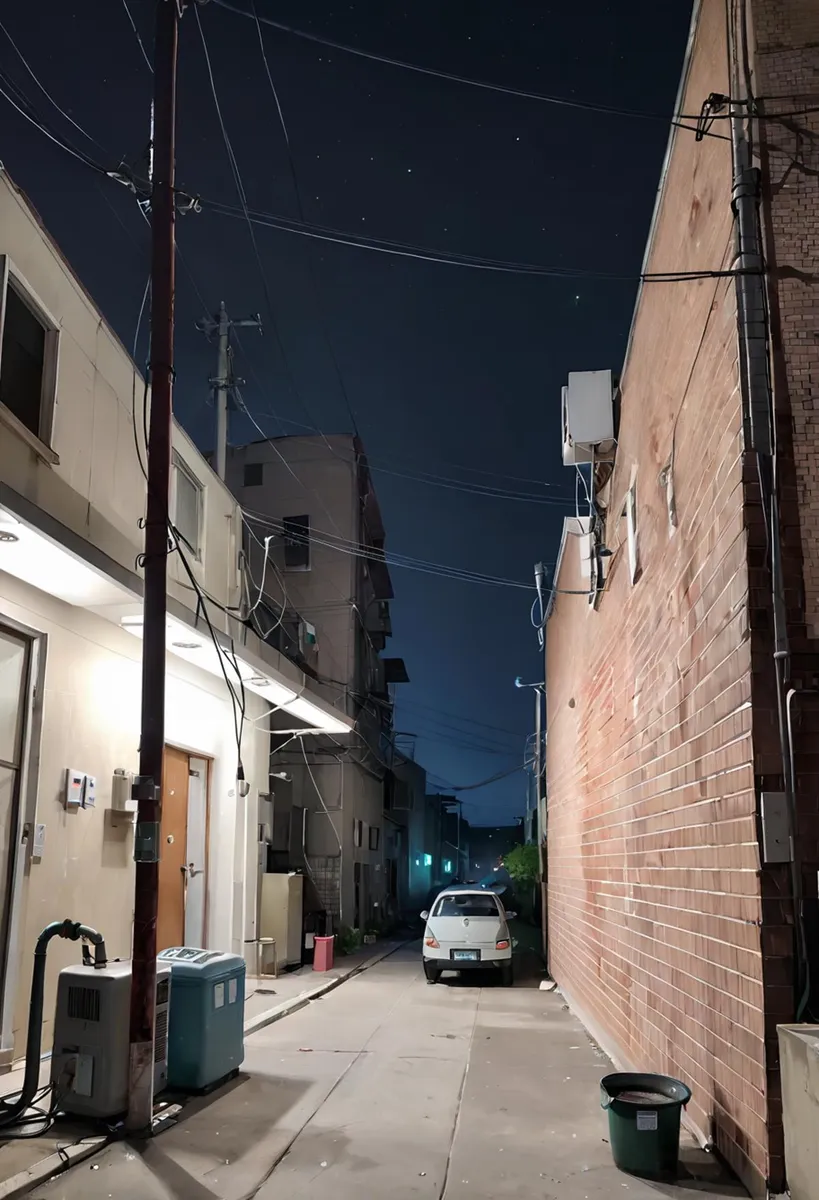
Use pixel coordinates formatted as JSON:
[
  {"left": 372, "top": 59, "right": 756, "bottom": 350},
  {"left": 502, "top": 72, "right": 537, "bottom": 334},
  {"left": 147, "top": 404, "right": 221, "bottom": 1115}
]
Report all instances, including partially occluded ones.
[{"left": 127, "top": 0, "right": 181, "bottom": 1133}]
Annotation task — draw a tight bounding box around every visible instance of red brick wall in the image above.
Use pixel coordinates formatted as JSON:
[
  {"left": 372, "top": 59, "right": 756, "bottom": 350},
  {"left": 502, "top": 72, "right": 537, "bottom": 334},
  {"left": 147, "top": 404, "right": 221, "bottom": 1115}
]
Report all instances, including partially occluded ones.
[
  {"left": 546, "top": 2, "right": 773, "bottom": 1192},
  {"left": 753, "top": 0, "right": 819, "bottom": 637}
]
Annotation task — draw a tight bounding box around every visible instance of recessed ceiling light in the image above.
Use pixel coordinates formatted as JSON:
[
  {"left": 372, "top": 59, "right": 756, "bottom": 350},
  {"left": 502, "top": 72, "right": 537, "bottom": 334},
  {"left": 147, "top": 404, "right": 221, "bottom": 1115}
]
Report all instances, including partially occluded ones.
[
  {"left": 171, "top": 640, "right": 202, "bottom": 650},
  {"left": 0, "top": 531, "right": 20, "bottom": 543}
]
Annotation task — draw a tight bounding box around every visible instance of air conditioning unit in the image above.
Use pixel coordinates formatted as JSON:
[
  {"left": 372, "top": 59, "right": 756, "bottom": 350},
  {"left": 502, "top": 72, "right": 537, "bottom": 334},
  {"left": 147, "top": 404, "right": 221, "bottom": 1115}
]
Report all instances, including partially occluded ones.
[
  {"left": 561, "top": 369, "right": 615, "bottom": 466},
  {"left": 51, "top": 960, "right": 171, "bottom": 1118}
]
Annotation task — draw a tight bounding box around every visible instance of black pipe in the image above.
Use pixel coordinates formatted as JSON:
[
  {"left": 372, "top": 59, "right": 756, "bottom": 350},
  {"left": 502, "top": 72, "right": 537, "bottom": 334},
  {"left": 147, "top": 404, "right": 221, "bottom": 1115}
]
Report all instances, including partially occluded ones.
[{"left": 0, "top": 920, "right": 107, "bottom": 1126}]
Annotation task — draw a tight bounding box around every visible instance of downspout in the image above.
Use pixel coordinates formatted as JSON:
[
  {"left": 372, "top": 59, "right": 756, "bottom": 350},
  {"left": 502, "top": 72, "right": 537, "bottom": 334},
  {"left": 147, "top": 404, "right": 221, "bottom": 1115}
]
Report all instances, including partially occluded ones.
[{"left": 728, "top": 3, "right": 808, "bottom": 1017}]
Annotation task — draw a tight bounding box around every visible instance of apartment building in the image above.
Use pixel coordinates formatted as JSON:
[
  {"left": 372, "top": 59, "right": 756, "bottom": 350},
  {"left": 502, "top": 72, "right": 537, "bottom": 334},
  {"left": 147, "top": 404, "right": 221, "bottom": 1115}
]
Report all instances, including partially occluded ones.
[
  {"left": 0, "top": 168, "right": 347, "bottom": 1062},
  {"left": 226, "top": 435, "right": 408, "bottom": 930},
  {"left": 544, "top": 2, "right": 819, "bottom": 1193}
]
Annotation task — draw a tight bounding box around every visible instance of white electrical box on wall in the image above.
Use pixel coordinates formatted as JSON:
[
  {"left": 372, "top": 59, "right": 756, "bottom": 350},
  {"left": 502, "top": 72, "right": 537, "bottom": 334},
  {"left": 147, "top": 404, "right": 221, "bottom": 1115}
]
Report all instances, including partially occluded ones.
[
  {"left": 561, "top": 369, "right": 615, "bottom": 466},
  {"left": 111, "top": 769, "right": 137, "bottom": 814},
  {"left": 64, "top": 769, "right": 84, "bottom": 809}
]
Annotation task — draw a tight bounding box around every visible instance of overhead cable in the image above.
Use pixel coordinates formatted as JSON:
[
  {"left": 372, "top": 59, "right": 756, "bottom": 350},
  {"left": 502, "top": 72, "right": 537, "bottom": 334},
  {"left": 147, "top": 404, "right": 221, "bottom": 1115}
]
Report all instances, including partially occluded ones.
[{"left": 209, "top": 0, "right": 819, "bottom": 128}]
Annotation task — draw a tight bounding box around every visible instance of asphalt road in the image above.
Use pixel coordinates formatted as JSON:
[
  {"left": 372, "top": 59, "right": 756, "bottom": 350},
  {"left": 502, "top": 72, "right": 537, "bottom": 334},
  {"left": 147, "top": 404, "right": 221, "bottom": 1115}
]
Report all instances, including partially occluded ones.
[{"left": 33, "top": 944, "right": 745, "bottom": 1199}]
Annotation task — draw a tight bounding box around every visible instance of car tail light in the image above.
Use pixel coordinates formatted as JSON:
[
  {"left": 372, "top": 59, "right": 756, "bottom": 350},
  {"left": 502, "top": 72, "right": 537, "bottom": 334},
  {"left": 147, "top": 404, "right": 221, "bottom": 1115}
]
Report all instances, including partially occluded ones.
[
  {"left": 425, "top": 936, "right": 440, "bottom": 949},
  {"left": 495, "top": 939, "right": 510, "bottom": 950}
]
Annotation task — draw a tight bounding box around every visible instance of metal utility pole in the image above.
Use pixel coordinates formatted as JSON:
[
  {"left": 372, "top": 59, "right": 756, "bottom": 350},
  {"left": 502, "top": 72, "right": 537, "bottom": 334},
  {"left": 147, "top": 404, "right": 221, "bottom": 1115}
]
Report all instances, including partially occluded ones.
[
  {"left": 533, "top": 689, "right": 542, "bottom": 844},
  {"left": 196, "top": 303, "right": 262, "bottom": 480},
  {"left": 127, "top": 0, "right": 181, "bottom": 1134}
]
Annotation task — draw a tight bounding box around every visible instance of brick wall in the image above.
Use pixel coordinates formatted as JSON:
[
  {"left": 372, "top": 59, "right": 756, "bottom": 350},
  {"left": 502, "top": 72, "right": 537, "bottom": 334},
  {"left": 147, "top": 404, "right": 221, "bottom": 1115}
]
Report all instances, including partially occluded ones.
[
  {"left": 753, "top": 0, "right": 819, "bottom": 636},
  {"left": 546, "top": 2, "right": 773, "bottom": 1193}
]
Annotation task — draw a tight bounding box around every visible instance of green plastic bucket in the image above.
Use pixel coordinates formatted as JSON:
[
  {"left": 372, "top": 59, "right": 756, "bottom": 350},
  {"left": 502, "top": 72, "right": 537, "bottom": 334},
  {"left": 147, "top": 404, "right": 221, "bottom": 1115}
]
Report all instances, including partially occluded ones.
[{"left": 600, "top": 1073, "right": 691, "bottom": 1177}]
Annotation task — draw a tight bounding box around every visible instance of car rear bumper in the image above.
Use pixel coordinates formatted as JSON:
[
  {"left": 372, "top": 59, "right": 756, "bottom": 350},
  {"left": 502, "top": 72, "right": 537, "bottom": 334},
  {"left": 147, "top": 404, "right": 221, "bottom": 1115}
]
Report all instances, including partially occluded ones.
[{"left": 423, "top": 948, "right": 512, "bottom": 967}]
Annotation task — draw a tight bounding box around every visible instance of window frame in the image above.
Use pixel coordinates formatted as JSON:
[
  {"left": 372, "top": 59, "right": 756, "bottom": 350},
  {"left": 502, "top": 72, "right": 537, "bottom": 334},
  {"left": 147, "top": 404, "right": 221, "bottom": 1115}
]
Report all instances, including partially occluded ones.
[
  {"left": 0, "top": 257, "right": 60, "bottom": 464},
  {"left": 624, "top": 483, "right": 639, "bottom": 585},
  {"left": 171, "top": 452, "right": 204, "bottom": 559},
  {"left": 282, "top": 514, "right": 311, "bottom": 572}
]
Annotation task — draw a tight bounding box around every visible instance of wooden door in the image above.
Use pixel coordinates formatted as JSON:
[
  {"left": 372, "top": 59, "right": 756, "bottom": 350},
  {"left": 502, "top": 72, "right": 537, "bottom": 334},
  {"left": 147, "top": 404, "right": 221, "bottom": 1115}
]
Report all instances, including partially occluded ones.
[{"left": 157, "top": 746, "right": 190, "bottom": 952}]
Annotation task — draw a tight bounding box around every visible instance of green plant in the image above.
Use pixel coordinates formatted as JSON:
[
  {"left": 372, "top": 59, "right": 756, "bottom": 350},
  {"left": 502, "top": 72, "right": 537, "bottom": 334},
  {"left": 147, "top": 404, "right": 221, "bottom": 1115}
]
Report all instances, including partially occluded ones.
[
  {"left": 337, "top": 926, "right": 362, "bottom": 956},
  {"left": 502, "top": 843, "right": 540, "bottom": 887}
]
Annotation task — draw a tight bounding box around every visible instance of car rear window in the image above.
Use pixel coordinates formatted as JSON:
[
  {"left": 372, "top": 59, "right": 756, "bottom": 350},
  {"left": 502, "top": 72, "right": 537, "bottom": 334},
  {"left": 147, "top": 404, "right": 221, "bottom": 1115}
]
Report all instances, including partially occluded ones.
[{"left": 433, "top": 894, "right": 501, "bottom": 918}]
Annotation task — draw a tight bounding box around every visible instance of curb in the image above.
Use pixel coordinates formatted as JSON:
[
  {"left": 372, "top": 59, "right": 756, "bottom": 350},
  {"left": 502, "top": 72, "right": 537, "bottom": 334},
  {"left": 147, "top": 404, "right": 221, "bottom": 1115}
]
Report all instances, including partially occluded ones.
[
  {"left": 0, "top": 1135, "right": 106, "bottom": 1200},
  {"left": 243, "top": 940, "right": 407, "bottom": 1036},
  {"left": 11, "top": 940, "right": 410, "bottom": 1198}
]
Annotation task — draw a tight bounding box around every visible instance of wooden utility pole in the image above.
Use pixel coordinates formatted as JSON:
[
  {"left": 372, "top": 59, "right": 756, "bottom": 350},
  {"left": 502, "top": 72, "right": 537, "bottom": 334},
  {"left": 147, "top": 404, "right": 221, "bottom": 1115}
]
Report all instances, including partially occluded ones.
[{"left": 127, "top": 0, "right": 181, "bottom": 1133}]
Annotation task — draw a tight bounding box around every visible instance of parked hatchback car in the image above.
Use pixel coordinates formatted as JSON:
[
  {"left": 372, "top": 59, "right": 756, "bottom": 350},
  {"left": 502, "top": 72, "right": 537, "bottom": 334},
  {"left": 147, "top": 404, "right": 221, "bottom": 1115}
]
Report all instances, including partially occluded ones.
[{"left": 420, "top": 886, "right": 516, "bottom": 986}]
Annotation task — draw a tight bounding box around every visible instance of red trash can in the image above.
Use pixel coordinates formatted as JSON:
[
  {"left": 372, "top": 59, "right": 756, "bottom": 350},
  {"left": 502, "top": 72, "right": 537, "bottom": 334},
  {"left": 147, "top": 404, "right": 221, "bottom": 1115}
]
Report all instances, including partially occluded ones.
[{"left": 313, "top": 935, "right": 335, "bottom": 972}]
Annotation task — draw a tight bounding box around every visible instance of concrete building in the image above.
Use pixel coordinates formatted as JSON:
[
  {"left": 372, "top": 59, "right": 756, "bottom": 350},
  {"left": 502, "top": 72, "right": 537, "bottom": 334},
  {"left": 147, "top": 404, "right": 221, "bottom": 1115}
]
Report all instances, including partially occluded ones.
[
  {"left": 226, "top": 435, "right": 408, "bottom": 931},
  {"left": 544, "top": 2, "right": 819, "bottom": 1194},
  {"left": 0, "top": 168, "right": 347, "bottom": 1065}
]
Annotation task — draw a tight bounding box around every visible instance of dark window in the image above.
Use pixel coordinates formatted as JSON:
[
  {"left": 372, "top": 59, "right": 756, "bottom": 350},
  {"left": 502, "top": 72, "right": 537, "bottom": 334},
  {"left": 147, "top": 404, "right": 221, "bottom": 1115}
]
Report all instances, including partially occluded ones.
[
  {"left": 369, "top": 826, "right": 380, "bottom": 851},
  {"left": 283, "top": 515, "right": 310, "bottom": 570},
  {"left": 244, "top": 462, "right": 264, "bottom": 487},
  {"left": 0, "top": 283, "right": 47, "bottom": 437},
  {"left": 433, "top": 893, "right": 501, "bottom": 918}
]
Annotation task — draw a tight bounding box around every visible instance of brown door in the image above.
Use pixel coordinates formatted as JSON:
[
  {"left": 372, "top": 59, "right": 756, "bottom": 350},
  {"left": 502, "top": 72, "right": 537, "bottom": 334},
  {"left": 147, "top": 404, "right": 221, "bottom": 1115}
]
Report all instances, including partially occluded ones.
[{"left": 157, "top": 746, "right": 190, "bottom": 952}]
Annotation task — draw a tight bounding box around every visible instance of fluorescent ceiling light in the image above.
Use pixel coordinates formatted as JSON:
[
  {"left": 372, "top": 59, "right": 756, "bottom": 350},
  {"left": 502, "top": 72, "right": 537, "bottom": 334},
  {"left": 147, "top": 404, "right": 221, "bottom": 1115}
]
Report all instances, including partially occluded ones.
[
  {"left": 280, "top": 695, "right": 350, "bottom": 736},
  {"left": 0, "top": 507, "right": 134, "bottom": 608},
  {"left": 120, "top": 614, "right": 350, "bottom": 733}
]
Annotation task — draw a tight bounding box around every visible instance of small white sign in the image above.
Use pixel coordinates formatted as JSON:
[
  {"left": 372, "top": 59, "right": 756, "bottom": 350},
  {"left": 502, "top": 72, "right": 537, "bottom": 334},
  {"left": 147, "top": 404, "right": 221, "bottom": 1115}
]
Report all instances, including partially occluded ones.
[
  {"left": 637, "top": 1111, "right": 658, "bottom": 1132},
  {"left": 214, "top": 982, "right": 225, "bottom": 1009},
  {"left": 228, "top": 978, "right": 238, "bottom": 1005},
  {"left": 32, "top": 824, "right": 46, "bottom": 859}
]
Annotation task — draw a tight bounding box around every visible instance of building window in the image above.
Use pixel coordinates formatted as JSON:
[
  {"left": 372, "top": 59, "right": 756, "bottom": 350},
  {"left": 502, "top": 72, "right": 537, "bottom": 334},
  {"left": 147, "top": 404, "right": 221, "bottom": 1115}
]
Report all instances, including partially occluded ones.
[
  {"left": 244, "top": 462, "right": 264, "bottom": 487},
  {"left": 353, "top": 819, "right": 363, "bottom": 848},
  {"left": 283, "top": 515, "right": 310, "bottom": 571},
  {"left": 0, "top": 267, "right": 59, "bottom": 448},
  {"left": 369, "top": 826, "right": 380, "bottom": 851},
  {"left": 423, "top": 853, "right": 433, "bottom": 868},
  {"left": 624, "top": 484, "right": 639, "bottom": 584},
  {"left": 172, "top": 455, "right": 203, "bottom": 557}
]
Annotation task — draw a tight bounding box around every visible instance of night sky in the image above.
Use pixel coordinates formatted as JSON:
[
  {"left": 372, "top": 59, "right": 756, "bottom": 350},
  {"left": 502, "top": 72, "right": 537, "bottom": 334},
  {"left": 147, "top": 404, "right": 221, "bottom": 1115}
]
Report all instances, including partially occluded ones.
[{"left": 1, "top": 0, "right": 693, "bottom": 822}]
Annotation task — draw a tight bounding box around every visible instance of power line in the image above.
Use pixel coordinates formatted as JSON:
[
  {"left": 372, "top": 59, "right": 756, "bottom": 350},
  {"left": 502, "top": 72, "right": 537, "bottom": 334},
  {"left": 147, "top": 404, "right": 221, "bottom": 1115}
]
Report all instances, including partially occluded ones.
[
  {"left": 205, "top": 197, "right": 745, "bottom": 283},
  {"left": 249, "top": 0, "right": 360, "bottom": 439},
  {"left": 118, "top": 0, "right": 153, "bottom": 73},
  {"left": 0, "top": 17, "right": 108, "bottom": 152},
  {"left": 241, "top": 509, "right": 538, "bottom": 590},
  {"left": 0, "top": 77, "right": 749, "bottom": 288},
  {"left": 206, "top": 0, "right": 712, "bottom": 125},
  {"left": 239, "top": 403, "right": 575, "bottom": 506}
]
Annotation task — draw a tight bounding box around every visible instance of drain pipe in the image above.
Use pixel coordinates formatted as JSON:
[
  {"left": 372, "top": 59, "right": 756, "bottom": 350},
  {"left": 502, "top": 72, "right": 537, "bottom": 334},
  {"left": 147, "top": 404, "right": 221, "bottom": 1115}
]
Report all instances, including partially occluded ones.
[
  {"left": 728, "top": 10, "right": 808, "bottom": 1015},
  {"left": 0, "top": 920, "right": 107, "bottom": 1125}
]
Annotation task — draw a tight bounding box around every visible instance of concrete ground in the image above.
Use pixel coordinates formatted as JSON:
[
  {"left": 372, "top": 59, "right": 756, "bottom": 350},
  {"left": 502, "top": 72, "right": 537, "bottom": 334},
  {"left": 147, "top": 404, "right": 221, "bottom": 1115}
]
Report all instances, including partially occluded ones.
[
  {"left": 17, "top": 942, "right": 747, "bottom": 1199},
  {"left": 0, "top": 940, "right": 398, "bottom": 1196}
]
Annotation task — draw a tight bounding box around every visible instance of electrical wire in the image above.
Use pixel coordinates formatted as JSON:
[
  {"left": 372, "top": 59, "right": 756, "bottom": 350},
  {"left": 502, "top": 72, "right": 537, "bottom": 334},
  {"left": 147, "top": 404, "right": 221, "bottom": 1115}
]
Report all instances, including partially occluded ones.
[
  {"left": 0, "top": 18, "right": 109, "bottom": 152},
  {"left": 202, "top": 0, "right": 747, "bottom": 127},
  {"left": 242, "top": 509, "right": 538, "bottom": 590},
  {"left": 238, "top": 400, "right": 575, "bottom": 506},
  {"left": 204, "top": 197, "right": 746, "bottom": 283},
  {"left": 0, "top": 79, "right": 752, "bottom": 289},
  {"left": 118, "top": 0, "right": 153, "bottom": 73},
  {"left": 249, "top": 0, "right": 360, "bottom": 438}
]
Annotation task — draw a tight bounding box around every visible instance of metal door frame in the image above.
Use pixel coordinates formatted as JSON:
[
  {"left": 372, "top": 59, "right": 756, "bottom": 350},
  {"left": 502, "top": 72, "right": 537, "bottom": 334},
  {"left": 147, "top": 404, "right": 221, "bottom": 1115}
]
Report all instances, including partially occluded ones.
[{"left": 0, "top": 615, "right": 45, "bottom": 1062}]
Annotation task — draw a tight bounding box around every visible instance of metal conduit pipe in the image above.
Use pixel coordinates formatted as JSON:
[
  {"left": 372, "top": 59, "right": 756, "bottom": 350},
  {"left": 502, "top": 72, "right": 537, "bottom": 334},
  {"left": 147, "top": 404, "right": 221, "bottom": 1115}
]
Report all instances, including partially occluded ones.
[{"left": 0, "top": 920, "right": 107, "bottom": 1126}]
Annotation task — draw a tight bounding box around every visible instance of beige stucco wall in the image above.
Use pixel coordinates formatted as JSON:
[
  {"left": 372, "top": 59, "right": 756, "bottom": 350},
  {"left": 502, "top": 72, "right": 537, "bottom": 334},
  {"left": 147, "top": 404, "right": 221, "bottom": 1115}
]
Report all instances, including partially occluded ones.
[{"left": 0, "top": 570, "right": 270, "bottom": 1059}]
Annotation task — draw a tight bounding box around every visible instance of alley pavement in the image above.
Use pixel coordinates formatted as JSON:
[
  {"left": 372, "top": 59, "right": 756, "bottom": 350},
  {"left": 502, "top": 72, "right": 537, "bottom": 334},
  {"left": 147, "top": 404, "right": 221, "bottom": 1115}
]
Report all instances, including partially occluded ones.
[{"left": 24, "top": 944, "right": 745, "bottom": 1199}]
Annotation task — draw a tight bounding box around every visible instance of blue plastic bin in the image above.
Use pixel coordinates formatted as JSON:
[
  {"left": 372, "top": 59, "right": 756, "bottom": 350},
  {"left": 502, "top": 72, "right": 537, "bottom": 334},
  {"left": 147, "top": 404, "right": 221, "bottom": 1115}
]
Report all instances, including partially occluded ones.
[{"left": 158, "top": 947, "right": 246, "bottom": 1091}]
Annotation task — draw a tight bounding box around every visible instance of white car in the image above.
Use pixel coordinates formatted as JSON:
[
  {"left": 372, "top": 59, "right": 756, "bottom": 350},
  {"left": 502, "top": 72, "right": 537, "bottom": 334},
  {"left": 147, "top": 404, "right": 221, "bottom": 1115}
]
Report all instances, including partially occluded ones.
[{"left": 420, "top": 886, "right": 516, "bottom": 986}]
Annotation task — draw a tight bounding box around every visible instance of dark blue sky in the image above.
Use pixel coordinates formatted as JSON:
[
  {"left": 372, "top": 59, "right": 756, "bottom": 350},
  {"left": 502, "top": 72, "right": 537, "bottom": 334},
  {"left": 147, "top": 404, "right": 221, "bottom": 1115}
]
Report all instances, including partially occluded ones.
[{"left": 1, "top": 0, "right": 693, "bottom": 822}]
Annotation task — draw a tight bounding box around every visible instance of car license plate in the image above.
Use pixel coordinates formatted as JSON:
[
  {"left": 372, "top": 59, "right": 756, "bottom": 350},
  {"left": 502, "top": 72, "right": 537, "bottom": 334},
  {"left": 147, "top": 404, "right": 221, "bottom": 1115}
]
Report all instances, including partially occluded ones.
[{"left": 453, "top": 950, "right": 478, "bottom": 962}]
